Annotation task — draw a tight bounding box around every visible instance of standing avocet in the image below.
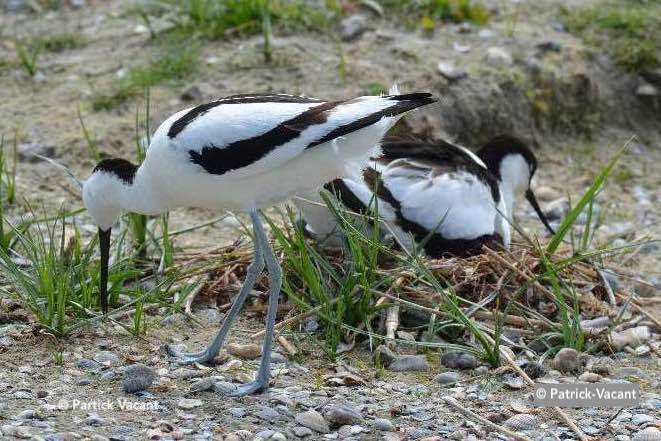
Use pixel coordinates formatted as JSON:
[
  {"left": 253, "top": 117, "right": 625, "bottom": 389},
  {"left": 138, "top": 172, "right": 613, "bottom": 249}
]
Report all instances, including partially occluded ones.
[
  {"left": 82, "top": 89, "right": 435, "bottom": 396},
  {"left": 296, "top": 135, "right": 555, "bottom": 257}
]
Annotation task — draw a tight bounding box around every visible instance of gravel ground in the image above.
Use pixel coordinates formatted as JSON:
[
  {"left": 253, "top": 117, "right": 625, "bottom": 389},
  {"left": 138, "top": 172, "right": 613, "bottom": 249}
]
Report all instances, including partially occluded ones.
[{"left": 0, "top": 0, "right": 659, "bottom": 440}]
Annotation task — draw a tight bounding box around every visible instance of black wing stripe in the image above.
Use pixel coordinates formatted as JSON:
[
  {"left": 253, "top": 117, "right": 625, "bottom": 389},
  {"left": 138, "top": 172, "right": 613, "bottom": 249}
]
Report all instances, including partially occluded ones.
[
  {"left": 380, "top": 140, "right": 501, "bottom": 202},
  {"left": 168, "top": 94, "right": 324, "bottom": 139},
  {"left": 323, "top": 179, "right": 369, "bottom": 215},
  {"left": 305, "top": 94, "right": 436, "bottom": 150},
  {"left": 189, "top": 101, "right": 339, "bottom": 175}
]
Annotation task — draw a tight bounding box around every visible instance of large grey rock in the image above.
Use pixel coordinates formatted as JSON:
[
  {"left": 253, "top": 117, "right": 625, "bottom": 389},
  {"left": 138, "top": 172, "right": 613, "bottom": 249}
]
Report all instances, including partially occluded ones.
[
  {"left": 388, "top": 355, "right": 429, "bottom": 372},
  {"left": 339, "top": 15, "right": 368, "bottom": 41},
  {"left": 553, "top": 348, "right": 582, "bottom": 373},
  {"left": 441, "top": 351, "right": 478, "bottom": 370},
  {"left": 294, "top": 410, "right": 329, "bottom": 433},
  {"left": 122, "top": 363, "right": 156, "bottom": 393},
  {"left": 437, "top": 61, "right": 468, "bottom": 81},
  {"left": 485, "top": 47, "right": 513, "bottom": 67},
  {"left": 324, "top": 403, "right": 362, "bottom": 426}
]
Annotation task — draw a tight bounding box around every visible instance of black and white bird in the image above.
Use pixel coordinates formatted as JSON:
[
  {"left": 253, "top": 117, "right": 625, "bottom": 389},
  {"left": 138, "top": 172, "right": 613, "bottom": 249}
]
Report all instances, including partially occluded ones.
[
  {"left": 295, "top": 135, "right": 555, "bottom": 257},
  {"left": 81, "top": 88, "right": 435, "bottom": 395}
]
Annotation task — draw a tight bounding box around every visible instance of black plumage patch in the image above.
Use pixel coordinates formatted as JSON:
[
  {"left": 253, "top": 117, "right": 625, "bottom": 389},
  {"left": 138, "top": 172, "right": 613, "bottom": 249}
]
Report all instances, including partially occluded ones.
[
  {"left": 477, "top": 135, "right": 537, "bottom": 180},
  {"left": 93, "top": 158, "right": 137, "bottom": 184},
  {"left": 385, "top": 92, "right": 435, "bottom": 102},
  {"left": 189, "top": 101, "right": 339, "bottom": 175},
  {"left": 324, "top": 179, "right": 369, "bottom": 215},
  {"left": 305, "top": 94, "right": 436, "bottom": 150},
  {"left": 380, "top": 139, "right": 501, "bottom": 202},
  {"left": 167, "top": 94, "right": 324, "bottom": 139}
]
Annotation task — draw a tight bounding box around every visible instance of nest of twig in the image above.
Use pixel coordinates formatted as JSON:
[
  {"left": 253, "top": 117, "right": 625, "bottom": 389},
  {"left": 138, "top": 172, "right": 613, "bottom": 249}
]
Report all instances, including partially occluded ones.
[{"left": 178, "top": 236, "right": 660, "bottom": 342}]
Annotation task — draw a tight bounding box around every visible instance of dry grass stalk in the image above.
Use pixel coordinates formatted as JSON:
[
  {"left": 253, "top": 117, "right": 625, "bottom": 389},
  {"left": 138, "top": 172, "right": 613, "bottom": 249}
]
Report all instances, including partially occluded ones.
[{"left": 442, "top": 397, "right": 533, "bottom": 441}]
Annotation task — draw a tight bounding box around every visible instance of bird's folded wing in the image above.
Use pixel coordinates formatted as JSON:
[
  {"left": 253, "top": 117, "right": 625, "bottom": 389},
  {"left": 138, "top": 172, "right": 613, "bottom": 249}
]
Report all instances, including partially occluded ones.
[
  {"left": 382, "top": 165, "right": 497, "bottom": 239},
  {"left": 165, "top": 94, "right": 432, "bottom": 178}
]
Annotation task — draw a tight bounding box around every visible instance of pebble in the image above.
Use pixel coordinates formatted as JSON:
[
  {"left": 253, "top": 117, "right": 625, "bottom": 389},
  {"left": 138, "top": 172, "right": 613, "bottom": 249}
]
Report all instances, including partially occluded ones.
[
  {"left": 176, "top": 398, "right": 203, "bottom": 410},
  {"left": 99, "top": 370, "right": 115, "bottom": 381},
  {"left": 325, "top": 403, "right": 362, "bottom": 426},
  {"left": 17, "top": 143, "right": 55, "bottom": 162},
  {"left": 77, "top": 359, "right": 100, "bottom": 371},
  {"left": 227, "top": 343, "right": 261, "bottom": 359},
  {"left": 484, "top": 47, "right": 513, "bottom": 67},
  {"left": 503, "top": 413, "right": 537, "bottom": 430},
  {"left": 523, "top": 362, "right": 546, "bottom": 379},
  {"left": 578, "top": 372, "right": 602, "bottom": 383},
  {"left": 228, "top": 407, "right": 246, "bottom": 418},
  {"left": 544, "top": 198, "right": 569, "bottom": 221},
  {"left": 189, "top": 376, "right": 222, "bottom": 393},
  {"left": 374, "top": 345, "right": 397, "bottom": 367},
  {"left": 636, "top": 83, "right": 658, "bottom": 97},
  {"left": 17, "top": 409, "right": 39, "bottom": 420},
  {"left": 339, "top": 14, "right": 368, "bottom": 41},
  {"left": 388, "top": 355, "right": 429, "bottom": 372},
  {"left": 553, "top": 348, "right": 582, "bottom": 373},
  {"left": 123, "top": 363, "right": 156, "bottom": 393},
  {"left": 1, "top": 425, "right": 30, "bottom": 438},
  {"left": 84, "top": 413, "right": 106, "bottom": 426},
  {"left": 441, "top": 351, "right": 478, "bottom": 370},
  {"left": 610, "top": 326, "right": 651, "bottom": 351},
  {"left": 635, "top": 345, "right": 651, "bottom": 356},
  {"left": 294, "top": 410, "right": 329, "bottom": 433},
  {"left": 437, "top": 61, "right": 468, "bottom": 81},
  {"left": 632, "top": 414, "right": 654, "bottom": 425},
  {"left": 0, "top": 336, "right": 15, "bottom": 347},
  {"left": 180, "top": 85, "right": 203, "bottom": 102},
  {"left": 474, "top": 366, "right": 489, "bottom": 375},
  {"left": 256, "top": 406, "right": 281, "bottom": 422},
  {"left": 614, "top": 367, "right": 645, "bottom": 379},
  {"left": 502, "top": 374, "right": 525, "bottom": 389},
  {"left": 534, "top": 186, "right": 560, "bottom": 202},
  {"left": 292, "top": 426, "right": 313, "bottom": 437},
  {"left": 373, "top": 418, "right": 395, "bottom": 432},
  {"left": 633, "top": 427, "right": 661, "bottom": 441},
  {"left": 434, "top": 371, "right": 460, "bottom": 385},
  {"left": 170, "top": 367, "right": 205, "bottom": 379},
  {"left": 635, "top": 281, "right": 659, "bottom": 298},
  {"left": 225, "top": 430, "right": 253, "bottom": 441},
  {"left": 93, "top": 351, "right": 120, "bottom": 366},
  {"left": 536, "top": 41, "right": 562, "bottom": 53},
  {"left": 478, "top": 28, "right": 495, "bottom": 38}
]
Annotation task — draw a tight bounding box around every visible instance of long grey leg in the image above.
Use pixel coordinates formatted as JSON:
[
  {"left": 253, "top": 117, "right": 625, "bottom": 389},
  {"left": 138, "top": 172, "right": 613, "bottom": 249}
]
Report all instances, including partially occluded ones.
[
  {"left": 166, "top": 210, "right": 265, "bottom": 364},
  {"left": 217, "top": 210, "right": 282, "bottom": 396}
]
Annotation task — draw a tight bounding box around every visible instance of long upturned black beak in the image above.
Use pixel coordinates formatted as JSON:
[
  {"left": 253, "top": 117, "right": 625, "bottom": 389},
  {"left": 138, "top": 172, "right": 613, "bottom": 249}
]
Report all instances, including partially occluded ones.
[
  {"left": 98, "top": 228, "right": 111, "bottom": 314},
  {"left": 526, "top": 189, "right": 556, "bottom": 235}
]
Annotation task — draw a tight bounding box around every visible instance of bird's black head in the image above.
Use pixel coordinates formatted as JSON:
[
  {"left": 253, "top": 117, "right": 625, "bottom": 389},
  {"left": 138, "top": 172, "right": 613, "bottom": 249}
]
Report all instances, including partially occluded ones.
[
  {"left": 93, "top": 158, "right": 138, "bottom": 185},
  {"left": 477, "top": 135, "right": 555, "bottom": 235},
  {"left": 477, "top": 135, "right": 537, "bottom": 180}
]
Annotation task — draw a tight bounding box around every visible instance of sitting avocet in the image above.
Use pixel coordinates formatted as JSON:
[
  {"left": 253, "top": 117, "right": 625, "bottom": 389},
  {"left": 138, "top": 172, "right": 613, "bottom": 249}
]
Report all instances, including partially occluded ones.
[
  {"left": 81, "top": 88, "right": 435, "bottom": 395},
  {"left": 295, "top": 135, "right": 555, "bottom": 257}
]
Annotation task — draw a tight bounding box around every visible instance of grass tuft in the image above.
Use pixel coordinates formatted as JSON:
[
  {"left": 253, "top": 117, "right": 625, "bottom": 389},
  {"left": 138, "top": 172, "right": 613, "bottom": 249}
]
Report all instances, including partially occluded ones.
[
  {"left": 33, "top": 33, "right": 86, "bottom": 52},
  {"left": 14, "top": 39, "right": 41, "bottom": 76},
  {"left": 563, "top": 1, "right": 661, "bottom": 72},
  {"left": 382, "top": 0, "right": 489, "bottom": 29},
  {"left": 0, "top": 211, "right": 136, "bottom": 335},
  {"left": 91, "top": 44, "right": 200, "bottom": 111}
]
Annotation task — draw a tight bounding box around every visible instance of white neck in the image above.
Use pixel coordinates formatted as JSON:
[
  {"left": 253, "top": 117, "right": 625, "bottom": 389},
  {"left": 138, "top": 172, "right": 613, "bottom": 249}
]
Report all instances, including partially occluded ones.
[
  {"left": 497, "top": 155, "right": 530, "bottom": 218},
  {"left": 120, "top": 166, "right": 167, "bottom": 215}
]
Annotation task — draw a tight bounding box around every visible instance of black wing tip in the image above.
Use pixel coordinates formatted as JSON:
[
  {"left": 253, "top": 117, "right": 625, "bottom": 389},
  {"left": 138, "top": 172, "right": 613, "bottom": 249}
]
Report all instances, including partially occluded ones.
[{"left": 387, "top": 92, "right": 437, "bottom": 105}]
